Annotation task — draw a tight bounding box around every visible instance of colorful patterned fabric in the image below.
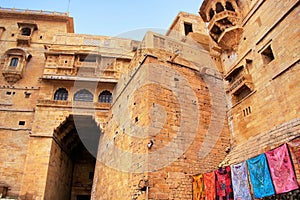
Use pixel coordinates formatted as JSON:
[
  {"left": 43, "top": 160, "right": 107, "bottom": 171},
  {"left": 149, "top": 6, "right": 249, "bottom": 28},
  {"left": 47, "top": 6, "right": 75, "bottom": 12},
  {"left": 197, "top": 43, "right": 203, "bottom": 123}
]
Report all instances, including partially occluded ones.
[
  {"left": 204, "top": 171, "right": 216, "bottom": 200},
  {"left": 265, "top": 144, "right": 299, "bottom": 194},
  {"left": 231, "top": 162, "right": 252, "bottom": 200},
  {"left": 192, "top": 174, "right": 205, "bottom": 200},
  {"left": 215, "top": 166, "right": 233, "bottom": 200},
  {"left": 247, "top": 153, "right": 275, "bottom": 198},
  {"left": 288, "top": 137, "right": 300, "bottom": 174}
]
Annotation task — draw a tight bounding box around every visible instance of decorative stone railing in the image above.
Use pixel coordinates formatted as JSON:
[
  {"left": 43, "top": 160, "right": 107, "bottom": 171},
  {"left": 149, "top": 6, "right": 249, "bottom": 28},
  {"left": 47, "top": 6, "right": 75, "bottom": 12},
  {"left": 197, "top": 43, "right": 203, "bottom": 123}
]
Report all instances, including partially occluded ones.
[
  {"left": 208, "top": 10, "right": 239, "bottom": 31},
  {"left": 37, "top": 99, "right": 111, "bottom": 110},
  {"left": 226, "top": 74, "right": 253, "bottom": 94}
]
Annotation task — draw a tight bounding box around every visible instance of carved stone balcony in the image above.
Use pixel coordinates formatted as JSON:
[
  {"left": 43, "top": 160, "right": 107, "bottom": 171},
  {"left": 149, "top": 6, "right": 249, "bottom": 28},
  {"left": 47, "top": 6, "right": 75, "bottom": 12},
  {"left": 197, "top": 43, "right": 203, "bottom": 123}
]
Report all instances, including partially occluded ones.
[
  {"left": 17, "top": 34, "right": 32, "bottom": 46},
  {"left": 226, "top": 74, "right": 253, "bottom": 95},
  {"left": 208, "top": 10, "right": 243, "bottom": 50},
  {"left": 2, "top": 68, "right": 23, "bottom": 84},
  {"left": 16, "top": 22, "right": 38, "bottom": 46}
]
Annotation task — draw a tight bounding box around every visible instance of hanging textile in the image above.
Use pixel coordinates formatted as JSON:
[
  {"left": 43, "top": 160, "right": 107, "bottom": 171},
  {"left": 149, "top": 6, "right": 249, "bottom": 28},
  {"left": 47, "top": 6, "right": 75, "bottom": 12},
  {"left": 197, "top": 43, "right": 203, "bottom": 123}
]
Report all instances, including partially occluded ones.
[
  {"left": 288, "top": 137, "right": 300, "bottom": 174},
  {"left": 215, "top": 166, "right": 234, "bottom": 200},
  {"left": 231, "top": 162, "right": 252, "bottom": 200},
  {"left": 247, "top": 153, "right": 275, "bottom": 198},
  {"left": 192, "top": 174, "right": 205, "bottom": 200},
  {"left": 204, "top": 171, "right": 216, "bottom": 200},
  {"left": 265, "top": 143, "right": 299, "bottom": 194}
]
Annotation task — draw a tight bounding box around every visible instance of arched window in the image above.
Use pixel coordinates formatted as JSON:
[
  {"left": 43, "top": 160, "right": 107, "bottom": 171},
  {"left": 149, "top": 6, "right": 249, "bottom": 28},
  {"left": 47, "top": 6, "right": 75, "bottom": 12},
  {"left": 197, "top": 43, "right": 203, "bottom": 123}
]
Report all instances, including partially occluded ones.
[
  {"left": 9, "top": 57, "right": 19, "bottom": 67},
  {"left": 74, "top": 89, "right": 93, "bottom": 102},
  {"left": 54, "top": 88, "right": 68, "bottom": 101},
  {"left": 21, "top": 27, "right": 31, "bottom": 36},
  {"left": 98, "top": 90, "right": 112, "bottom": 103},
  {"left": 216, "top": 2, "right": 224, "bottom": 13},
  {"left": 226, "top": 2, "right": 235, "bottom": 11}
]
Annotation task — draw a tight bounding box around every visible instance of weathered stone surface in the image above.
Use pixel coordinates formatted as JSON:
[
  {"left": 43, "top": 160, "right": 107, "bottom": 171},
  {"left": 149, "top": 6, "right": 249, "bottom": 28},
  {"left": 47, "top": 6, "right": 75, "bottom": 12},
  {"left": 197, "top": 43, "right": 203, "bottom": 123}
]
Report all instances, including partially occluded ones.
[
  {"left": 200, "top": 0, "right": 300, "bottom": 187},
  {"left": 0, "top": 0, "right": 299, "bottom": 199}
]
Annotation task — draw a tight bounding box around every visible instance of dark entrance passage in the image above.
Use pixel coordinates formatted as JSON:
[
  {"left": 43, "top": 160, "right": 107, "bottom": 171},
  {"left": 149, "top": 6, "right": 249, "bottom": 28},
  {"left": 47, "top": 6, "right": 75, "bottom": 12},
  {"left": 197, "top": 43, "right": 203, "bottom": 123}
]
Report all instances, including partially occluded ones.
[
  {"left": 77, "top": 195, "right": 91, "bottom": 200},
  {"left": 44, "top": 115, "right": 100, "bottom": 200}
]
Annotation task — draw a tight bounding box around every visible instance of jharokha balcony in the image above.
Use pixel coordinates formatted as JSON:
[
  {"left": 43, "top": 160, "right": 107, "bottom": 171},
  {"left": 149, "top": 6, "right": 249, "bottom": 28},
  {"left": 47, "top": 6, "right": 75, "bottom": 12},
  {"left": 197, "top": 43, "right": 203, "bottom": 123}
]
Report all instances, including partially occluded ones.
[
  {"left": 208, "top": 10, "right": 243, "bottom": 50},
  {"left": 226, "top": 73, "right": 253, "bottom": 95},
  {"left": 200, "top": 0, "right": 243, "bottom": 50}
]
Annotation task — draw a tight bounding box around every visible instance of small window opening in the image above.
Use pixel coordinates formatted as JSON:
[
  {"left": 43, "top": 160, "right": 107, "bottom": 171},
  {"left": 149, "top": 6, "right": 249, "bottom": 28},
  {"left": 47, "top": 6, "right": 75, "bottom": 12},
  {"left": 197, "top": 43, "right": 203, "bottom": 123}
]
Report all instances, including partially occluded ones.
[
  {"left": 209, "top": 8, "right": 215, "bottom": 20},
  {"left": 226, "top": 2, "right": 235, "bottom": 11},
  {"left": 19, "top": 121, "right": 25, "bottom": 126},
  {"left": 25, "top": 92, "right": 31, "bottom": 98},
  {"left": 11, "top": 33, "right": 15, "bottom": 37},
  {"left": 39, "top": 35, "right": 43, "bottom": 39},
  {"left": 135, "top": 117, "right": 139, "bottom": 123},
  {"left": 6, "top": 91, "right": 12, "bottom": 95},
  {"left": 243, "top": 106, "right": 252, "bottom": 117},
  {"left": 64, "top": 60, "right": 68, "bottom": 64},
  {"left": 261, "top": 45, "right": 275, "bottom": 64},
  {"left": 9, "top": 57, "right": 19, "bottom": 67},
  {"left": 216, "top": 2, "right": 225, "bottom": 13},
  {"left": 184, "top": 22, "right": 193, "bottom": 36},
  {"left": 21, "top": 27, "right": 31, "bottom": 36}
]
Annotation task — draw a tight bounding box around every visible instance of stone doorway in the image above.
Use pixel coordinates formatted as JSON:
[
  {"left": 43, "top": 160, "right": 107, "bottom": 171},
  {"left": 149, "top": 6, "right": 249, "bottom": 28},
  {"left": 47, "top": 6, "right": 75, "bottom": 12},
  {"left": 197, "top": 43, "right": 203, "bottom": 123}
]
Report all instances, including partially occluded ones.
[{"left": 44, "top": 115, "right": 100, "bottom": 200}]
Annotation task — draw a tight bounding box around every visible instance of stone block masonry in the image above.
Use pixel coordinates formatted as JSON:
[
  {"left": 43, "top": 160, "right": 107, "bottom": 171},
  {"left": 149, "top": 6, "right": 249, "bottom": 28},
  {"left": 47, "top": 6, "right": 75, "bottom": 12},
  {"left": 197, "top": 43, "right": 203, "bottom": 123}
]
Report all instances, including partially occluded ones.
[{"left": 93, "top": 47, "right": 230, "bottom": 199}]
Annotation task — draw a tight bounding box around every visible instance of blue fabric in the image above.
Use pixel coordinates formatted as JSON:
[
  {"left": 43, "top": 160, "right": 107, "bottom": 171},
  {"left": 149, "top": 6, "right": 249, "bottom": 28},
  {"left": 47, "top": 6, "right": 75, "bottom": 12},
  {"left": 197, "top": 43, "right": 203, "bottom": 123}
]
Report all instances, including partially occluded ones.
[{"left": 247, "top": 154, "right": 275, "bottom": 198}]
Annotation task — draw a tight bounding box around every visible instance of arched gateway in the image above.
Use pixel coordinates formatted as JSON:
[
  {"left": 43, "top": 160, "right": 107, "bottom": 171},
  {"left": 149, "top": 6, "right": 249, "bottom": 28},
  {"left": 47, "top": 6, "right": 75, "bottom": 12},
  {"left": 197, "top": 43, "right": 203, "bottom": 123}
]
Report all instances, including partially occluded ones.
[{"left": 44, "top": 115, "right": 100, "bottom": 200}]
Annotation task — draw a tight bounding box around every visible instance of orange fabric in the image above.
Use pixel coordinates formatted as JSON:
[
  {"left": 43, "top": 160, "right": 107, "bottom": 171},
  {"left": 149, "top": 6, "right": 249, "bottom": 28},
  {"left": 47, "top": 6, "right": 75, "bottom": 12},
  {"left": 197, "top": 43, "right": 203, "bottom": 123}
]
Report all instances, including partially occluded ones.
[
  {"left": 193, "top": 174, "right": 205, "bottom": 200},
  {"left": 204, "top": 172, "right": 216, "bottom": 200}
]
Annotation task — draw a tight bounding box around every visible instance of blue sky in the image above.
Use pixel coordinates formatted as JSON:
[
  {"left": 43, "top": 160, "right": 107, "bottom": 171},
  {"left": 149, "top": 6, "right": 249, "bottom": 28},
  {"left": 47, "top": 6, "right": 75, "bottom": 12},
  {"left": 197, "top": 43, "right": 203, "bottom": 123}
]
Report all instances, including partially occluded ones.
[{"left": 1, "top": 0, "right": 204, "bottom": 39}]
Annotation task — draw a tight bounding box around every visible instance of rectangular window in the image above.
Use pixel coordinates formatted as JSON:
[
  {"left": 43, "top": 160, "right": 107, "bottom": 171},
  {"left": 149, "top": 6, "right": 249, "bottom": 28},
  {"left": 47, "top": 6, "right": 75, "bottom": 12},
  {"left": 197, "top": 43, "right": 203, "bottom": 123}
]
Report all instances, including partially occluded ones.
[
  {"left": 261, "top": 45, "right": 274, "bottom": 64},
  {"left": 184, "top": 22, "right": 193, "bottom": 36},
  {"left": 9, "top": 57, "right": 19, "bottom": 67},
  {"left": 79, "top": 55, "right": 96, "bottom": 62},
  {"left": 25, "top": 92, "right": 31, "bottom": 98},
  {"left": 19, "top": 121, "right": 25, "bottom": 126}
]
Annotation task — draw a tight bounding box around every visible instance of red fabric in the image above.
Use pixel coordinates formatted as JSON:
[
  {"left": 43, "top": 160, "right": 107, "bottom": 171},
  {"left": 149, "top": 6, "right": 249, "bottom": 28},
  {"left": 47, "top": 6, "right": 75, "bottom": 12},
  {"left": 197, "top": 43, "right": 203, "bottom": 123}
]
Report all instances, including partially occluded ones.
[
  {"left": 215, "top": 166, "right": 233, "bottom": 200},
  {"left": 204, "top": 171, "right": 216, "bottom": 200},
  {"left": 288, "top": 137, "right": 300, "bottom": 174},
  {"left": 266, "top": 143, "right": 299, "bottom": 194}
]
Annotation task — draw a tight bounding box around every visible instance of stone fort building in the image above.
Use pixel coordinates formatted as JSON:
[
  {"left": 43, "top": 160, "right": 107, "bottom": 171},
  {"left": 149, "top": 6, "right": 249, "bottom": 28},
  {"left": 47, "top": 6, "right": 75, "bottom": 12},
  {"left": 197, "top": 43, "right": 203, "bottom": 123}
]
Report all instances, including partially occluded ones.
[{"left": 0, "top": 0, "right": 299, "bottom": 199}]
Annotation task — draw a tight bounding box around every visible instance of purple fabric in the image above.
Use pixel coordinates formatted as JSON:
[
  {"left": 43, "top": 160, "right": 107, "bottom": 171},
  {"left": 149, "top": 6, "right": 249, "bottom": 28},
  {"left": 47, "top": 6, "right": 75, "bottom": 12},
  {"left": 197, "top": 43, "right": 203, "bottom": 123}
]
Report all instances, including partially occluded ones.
[
  {"left": 231, "top": 162, "right": 252, "bottom": 200},
  {"left": 265, "top": 144, "right": 299, "bottom": 194}
]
